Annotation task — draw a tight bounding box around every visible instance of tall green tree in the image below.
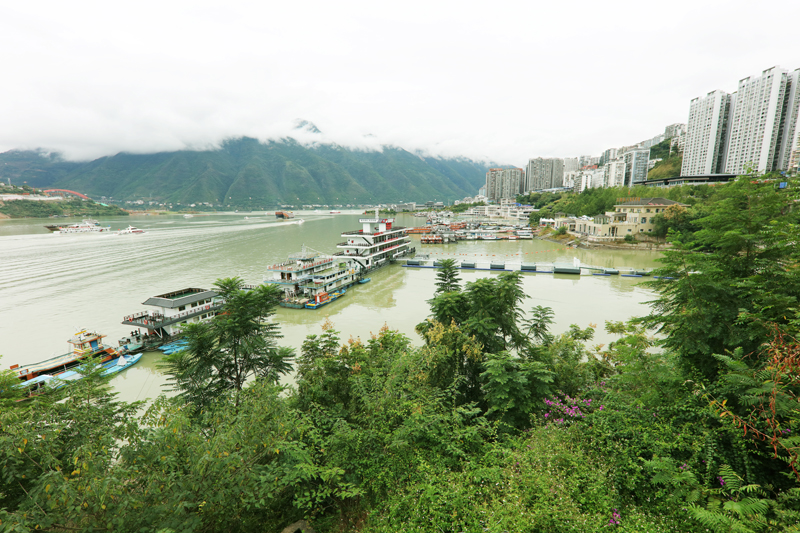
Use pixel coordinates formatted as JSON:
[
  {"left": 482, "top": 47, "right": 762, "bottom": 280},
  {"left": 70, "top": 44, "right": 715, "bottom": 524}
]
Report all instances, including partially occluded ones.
[
  {"left": 643, "top": 175, "right": 800, "bottom": 379},
  {"left": 161, "top": 277, "right": 294, "bottom": 408},
  {"left": 434, "top": 258, "right": 461, "bottom": 294}
]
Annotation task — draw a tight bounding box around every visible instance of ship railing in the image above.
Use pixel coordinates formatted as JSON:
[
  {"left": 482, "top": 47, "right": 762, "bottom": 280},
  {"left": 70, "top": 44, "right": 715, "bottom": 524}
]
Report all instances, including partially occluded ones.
[
  {"left": 336, "top": 235, "right": 407, "bottom": 248},
  {"left": 122, "top": 304, "right": 221, "bottom": 328},
  {"left": 267, "top": 258, "right": 334, "bottom": 271}
]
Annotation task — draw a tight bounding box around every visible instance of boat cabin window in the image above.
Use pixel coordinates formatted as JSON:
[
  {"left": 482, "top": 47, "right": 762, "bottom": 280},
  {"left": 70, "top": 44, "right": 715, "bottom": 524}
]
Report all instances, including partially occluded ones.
[{"left": 178, "top": 305, "right": 185, "bottom": 311}]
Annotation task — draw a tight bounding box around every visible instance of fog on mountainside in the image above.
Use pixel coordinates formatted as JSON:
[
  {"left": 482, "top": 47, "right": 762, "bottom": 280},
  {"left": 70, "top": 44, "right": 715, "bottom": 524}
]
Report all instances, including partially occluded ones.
[{"left": 0, "top": 137, "right": 495, "bottom": 207}]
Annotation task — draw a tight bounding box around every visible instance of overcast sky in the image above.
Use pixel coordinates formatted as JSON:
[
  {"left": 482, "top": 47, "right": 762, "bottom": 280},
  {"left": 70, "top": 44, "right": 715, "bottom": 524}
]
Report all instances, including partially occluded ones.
[{"left": 1, "top": 0, "right": 798, "bottom": 166}]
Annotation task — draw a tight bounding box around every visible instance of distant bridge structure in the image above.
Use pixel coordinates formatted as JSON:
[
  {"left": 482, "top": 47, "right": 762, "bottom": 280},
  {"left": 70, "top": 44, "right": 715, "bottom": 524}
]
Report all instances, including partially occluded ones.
[{"left": 42, "top": 189, "right": 90, "bottom": 200}]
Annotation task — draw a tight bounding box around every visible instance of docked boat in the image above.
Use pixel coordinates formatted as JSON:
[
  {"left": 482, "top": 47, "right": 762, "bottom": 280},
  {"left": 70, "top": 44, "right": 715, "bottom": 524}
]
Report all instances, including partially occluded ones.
[
  {"left": 335, "top": 208, "right": 415, "bottom": 273},
  {"left": 121, "top": 288, "right": 222, "bottom": 340},
  {"left": 183, "top": 214, "right": 193, "bottom": 218},
  {"left": 265, "top": 246, "right": 361, "bottom": 309},
  {"left": 305, "top": 289, "right": 345, "bottom": 309},
  {"left": 116, "top": 225, "right": 145, "bottom": 235},
  {"left": 358, "top": 277, "right": 371, "bottom": 284},
  {"left": 481, "top": 234, "right": 498, "bottom": 240},
  {"left": 276, "top": 211, "right": 295, "bottom": 219},
  {"left": 18, "top": 353, "right": 142, "bottom": 398},
  {"left": 330, "top": 210, "right": 342, "bottom": 214},
  {"left": 10, "top": 330, "right": 120, "bottom": 382},
  {"left": 53, "top": 219, "right": 111, "bottom": 234}
]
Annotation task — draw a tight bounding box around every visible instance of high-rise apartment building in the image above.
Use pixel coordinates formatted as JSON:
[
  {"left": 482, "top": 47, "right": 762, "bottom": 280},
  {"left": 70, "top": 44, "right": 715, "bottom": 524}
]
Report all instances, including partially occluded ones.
[
  {"left": 789, "top": 123, "right": 800, "bottom": 173},
  {"left": 681, "top": 90, "right": 733, "bottom": 175},
  {"left": 724, "top": 66, "right": 800, "bottom": 174},
  {"left": 664, "top": 123, "right": 687, "bottom": 138},
  {"left": 526, "top": 158, "right": 564, "bottom": 190},
  {"left": 578, "top": 155, "right": 593, "bottom": 169},
  {"left": 683, "top": 66, "right": 800, "bottom": 176},
  {"left": 603, "top": 159, "right": 625, "bottom": 187},
  {"left": 624, "top": 148, "right": 650, "bottom": 186},
  {"left": 563, "top": 157, "right": 579, "bottom": 173},
  {"left": 485, "top": 168, "right": 525, "bottom": 201},
  {"left": 600, "top": 148, "right": 618, "bottom": 167}
]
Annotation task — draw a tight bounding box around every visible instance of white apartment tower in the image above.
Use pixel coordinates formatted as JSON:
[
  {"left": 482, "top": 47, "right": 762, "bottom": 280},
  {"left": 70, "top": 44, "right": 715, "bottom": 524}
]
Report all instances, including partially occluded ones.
[
  {"left": 624, "top": 148, "right": 650, "bottom": 186},
  {"left": 603, "top": 159, "right": 625, "bottom": 187},
  {"left": 563, "top": 157, "right": 579, "bottom": 173},
  {"left": 526, "top": 158, "right": 564, "bottom": 190},
  {"left": 724, "top": 67, "right": 800, "bottom": 174},
  {"left": 485, "top": 168, "right": 525, "bottom": 201},
  {"left": 681, "top": 90, "right": 732, "bottom": 175}
]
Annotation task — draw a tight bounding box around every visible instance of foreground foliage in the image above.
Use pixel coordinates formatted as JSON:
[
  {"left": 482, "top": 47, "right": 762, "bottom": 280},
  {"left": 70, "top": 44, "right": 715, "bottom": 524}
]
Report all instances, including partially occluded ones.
[{"left": 3, "top": 175, "right": 800, "bottom": 532}]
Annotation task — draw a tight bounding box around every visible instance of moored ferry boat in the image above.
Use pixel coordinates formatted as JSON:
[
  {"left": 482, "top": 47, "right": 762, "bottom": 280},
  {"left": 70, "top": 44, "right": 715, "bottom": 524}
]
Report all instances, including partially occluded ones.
[
  {"left": 265, "top": 246, "right": 360, "bottom": 308},
  {"left": 121, "top": 288, "right": 222, "bottom": 341},
  {"left": 334, "top": 208, "right": 415, "bottom": 273},
  {"left": 10, "top": 330, "right": 119, "bottom": 382}
]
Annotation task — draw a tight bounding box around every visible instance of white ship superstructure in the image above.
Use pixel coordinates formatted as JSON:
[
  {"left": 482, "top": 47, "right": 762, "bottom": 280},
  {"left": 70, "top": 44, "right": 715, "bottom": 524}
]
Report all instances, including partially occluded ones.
[
  {"left": 264, "top": 247, "right": 359, "bottom": 308},
  {"left": 335, "top": 209, "right": 413, "bottom": 271},
  {"left": 122, "top": 288, "right": 222, "bottom": 338}
]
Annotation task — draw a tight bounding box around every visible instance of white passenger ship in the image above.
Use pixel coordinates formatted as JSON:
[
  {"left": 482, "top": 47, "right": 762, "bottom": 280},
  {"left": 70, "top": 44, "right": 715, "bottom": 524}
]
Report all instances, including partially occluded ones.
[
  {"left": 53, "top": 219, "right": 111, "bottom": 234},
  {"left": 334, "top": 209, "right": 414, "bottom": 273}
]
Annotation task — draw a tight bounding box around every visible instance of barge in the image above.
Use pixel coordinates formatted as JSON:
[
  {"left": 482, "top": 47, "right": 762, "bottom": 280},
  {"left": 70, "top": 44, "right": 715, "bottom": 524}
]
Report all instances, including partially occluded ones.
[{"left": 10, "top": 330, "right": 119, "bottom": 382}]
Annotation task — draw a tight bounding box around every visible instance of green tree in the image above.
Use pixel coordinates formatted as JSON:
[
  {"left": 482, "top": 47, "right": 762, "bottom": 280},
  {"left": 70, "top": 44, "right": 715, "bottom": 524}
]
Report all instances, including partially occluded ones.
[
  {"left": 434, "top": 258, "right": 461, "bottom": 294},
  {"left": 161, "top": 277, "right": 294, "bottom": 409},
  {"left": 642, "top": 175, "right": 800, "bottom": 380}
]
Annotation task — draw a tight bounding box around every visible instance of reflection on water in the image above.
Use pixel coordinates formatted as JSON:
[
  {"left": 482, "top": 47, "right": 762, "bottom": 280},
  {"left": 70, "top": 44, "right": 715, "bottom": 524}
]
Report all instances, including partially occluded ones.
[{"left": 0, "top": 212, "right": 662, "bottom": 403}]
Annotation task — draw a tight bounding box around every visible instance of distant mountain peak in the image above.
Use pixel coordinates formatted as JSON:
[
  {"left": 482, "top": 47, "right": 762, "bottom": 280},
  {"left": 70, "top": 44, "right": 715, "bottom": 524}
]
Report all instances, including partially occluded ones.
[{"left": 294, "top": 120, "right": 321, "bottom": 134}]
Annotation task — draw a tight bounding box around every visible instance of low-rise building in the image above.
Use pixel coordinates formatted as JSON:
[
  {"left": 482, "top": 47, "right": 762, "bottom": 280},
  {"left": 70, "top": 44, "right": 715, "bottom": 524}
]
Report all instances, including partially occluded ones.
[{"left": 554, "top": 197, "right": 688, "bottom": 241}]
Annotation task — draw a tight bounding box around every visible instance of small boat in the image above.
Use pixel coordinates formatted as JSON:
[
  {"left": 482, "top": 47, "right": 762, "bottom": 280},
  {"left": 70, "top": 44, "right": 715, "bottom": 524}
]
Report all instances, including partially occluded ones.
[
  {"left": 10, "top": 330, "right": 119, "bottom": 382},
  {"left": 116, "top": 225, "right": 145, "bottom": 235},
  {"left": 276, "top": 211, "right": 295, "bottom": 219},
  {"left": 330, "top": 210, "right": 341, "bottom": 214},
  {"left": 183, "top": 214, "right": 193, "bottom": 219},
  {"left": 304, "top": 289, "right": 345, "bottom": 309},
  {"left": 481, "top": 234, "right": 498, "bottom": 240},
  {"left": 18, "top": 353, "right": 142, "bottom": 398},
  {"left": 358, "top": 278, "right": 371, "bottom": 284}
]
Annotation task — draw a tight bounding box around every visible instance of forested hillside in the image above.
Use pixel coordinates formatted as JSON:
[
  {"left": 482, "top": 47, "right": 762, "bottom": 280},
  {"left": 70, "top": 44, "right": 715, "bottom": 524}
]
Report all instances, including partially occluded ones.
[{"left": 0, "top": 138, "right": 491, "bottom": 207}]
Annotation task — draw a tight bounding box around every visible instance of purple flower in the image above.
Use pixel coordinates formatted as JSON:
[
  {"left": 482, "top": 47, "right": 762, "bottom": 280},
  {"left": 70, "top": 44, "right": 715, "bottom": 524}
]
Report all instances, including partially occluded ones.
[{"left": 718, "top": 476, "right": 725, "bottom": 487}]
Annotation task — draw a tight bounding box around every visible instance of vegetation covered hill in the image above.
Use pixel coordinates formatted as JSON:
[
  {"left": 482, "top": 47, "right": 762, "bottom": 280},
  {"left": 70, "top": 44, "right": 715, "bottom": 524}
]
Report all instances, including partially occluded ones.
[
  {"left": 0, "top": 138, "right": 492, "bottom": 207},
  {"left": 647, "top": 138, "right": 683, "bottom": 180},
  {"left": 0, "top": 197, "right": 128, "bottom": 218}
]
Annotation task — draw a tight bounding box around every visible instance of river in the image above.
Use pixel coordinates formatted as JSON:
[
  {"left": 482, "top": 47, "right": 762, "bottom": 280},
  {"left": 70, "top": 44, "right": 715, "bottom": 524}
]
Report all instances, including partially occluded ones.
[{"left": 0, "top": 212, "right": 663, "bottom": 403}]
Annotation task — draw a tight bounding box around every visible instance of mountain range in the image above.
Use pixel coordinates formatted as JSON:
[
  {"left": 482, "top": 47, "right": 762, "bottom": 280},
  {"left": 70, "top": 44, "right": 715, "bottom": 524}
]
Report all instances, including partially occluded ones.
[{"left": 0, "top": 137, "right": 493, "bottom": 207}]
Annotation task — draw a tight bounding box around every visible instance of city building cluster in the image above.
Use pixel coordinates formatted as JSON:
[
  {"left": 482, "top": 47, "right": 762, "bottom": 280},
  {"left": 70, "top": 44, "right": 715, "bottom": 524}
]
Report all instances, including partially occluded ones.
[
  {"left": 483, "top": 123, "right": 686, "bottom": 201},
  {"left": 482, "top": 64, "right": 800, "bottom": 202},
  {"left": 682, "top": 66, "right": 800, "bottom": 176}
]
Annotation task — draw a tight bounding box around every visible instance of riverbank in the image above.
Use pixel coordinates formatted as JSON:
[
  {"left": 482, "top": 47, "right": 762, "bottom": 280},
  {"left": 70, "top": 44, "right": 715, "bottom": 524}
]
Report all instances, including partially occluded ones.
[{"left": 534, "top": 227, "right": 671, "bottom": 252}]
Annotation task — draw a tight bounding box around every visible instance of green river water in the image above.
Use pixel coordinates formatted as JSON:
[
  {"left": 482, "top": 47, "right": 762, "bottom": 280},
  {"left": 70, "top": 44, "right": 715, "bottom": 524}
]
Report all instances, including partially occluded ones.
[{"left": 0, "top": 212, "right": 663, "bottom": 403}]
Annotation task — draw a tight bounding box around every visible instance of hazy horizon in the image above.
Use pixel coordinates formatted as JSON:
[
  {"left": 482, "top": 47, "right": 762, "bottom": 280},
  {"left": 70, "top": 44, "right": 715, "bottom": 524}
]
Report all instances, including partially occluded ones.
[{"left": 2, "top": 0, "right": 798, "bottom": 167}]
